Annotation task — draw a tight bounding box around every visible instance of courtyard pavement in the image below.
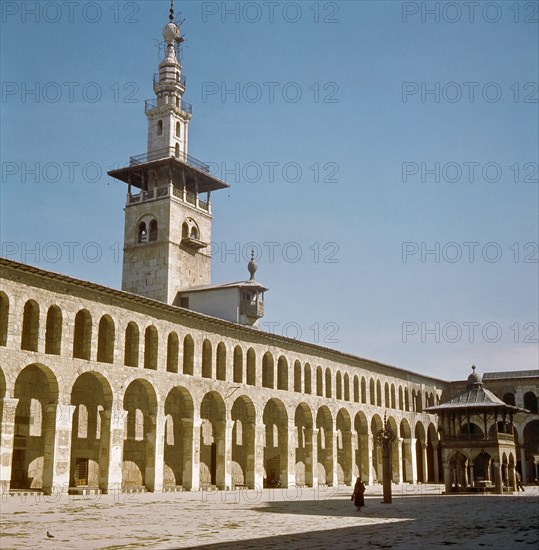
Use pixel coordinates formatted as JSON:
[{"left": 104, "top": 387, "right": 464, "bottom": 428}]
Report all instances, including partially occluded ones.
[{"left": 0, "top": 484, "right": 537, "bottom": 549}]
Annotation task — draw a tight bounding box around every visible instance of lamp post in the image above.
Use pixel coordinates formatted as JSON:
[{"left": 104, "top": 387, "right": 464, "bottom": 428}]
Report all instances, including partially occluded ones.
[{"left": 377, "top": 413, "right": 396, "bottom": 504}]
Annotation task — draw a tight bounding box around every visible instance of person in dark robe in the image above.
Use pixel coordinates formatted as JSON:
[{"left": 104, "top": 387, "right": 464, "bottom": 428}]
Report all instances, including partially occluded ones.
[{"left": 351, "top": 477, "right": 366, "bottom": 511}]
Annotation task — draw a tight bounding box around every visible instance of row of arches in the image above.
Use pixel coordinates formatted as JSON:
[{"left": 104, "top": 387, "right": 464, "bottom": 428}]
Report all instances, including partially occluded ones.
[
  {"left": 0, "top": 294, "right": 438, "bottom": 408},
  {"left": 2, "top": 363, "right": 443, "bottom": 494}
]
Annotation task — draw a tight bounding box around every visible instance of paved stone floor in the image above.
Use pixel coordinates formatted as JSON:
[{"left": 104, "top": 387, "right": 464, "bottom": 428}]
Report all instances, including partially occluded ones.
[{"left": 0, "top": 484, "right": 537, "bottom": 549}]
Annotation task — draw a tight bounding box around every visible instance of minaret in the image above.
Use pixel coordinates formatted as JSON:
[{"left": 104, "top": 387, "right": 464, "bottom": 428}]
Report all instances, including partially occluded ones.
[
  {"left": 108, "top": 1, "right": 228, "bottom": 305},
  {"left": 146, "top": 1, "right": 190, "bottom": 159}
]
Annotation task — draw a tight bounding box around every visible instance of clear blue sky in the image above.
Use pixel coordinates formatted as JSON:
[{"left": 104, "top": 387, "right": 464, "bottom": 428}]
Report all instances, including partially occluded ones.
[{"left": 1, "top": 1, "right": 538, "bottom": 380}]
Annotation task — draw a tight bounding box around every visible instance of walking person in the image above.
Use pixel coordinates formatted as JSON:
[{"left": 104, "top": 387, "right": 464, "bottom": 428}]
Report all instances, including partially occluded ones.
[
  {"left": 352, "top": 477, "right": 366, "bottom": 511},
  {"left": 516, "top": 470, "right": 525, "bottom": 492}
]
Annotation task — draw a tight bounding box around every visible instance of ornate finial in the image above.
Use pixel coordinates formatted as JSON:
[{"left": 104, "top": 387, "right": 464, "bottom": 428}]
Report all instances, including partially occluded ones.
[
  {"left": 247, "top": 249, "right": 258, "bottom": 280},
  {"left": 471, "top": 365, "right": 476, "bottom": 372},
  {"left": 169, "top": 0, "right": 175, "bottom": 22}
]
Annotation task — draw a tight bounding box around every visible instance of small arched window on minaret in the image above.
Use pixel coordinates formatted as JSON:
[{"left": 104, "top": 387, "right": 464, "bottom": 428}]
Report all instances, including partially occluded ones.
[
  {"left": 157, "top": 120, "right": 163, "bottom": 136},
  {"left": 138, "top": 222, "right": 147, "bottom": 243},
  {"left": 190, "top": 226, "right": 199, "bottom": 240},
  {"left": 149, "top": 219, "right": 158, "bottom": 242},
  {"left": 176, "top": 71, "right": 180, "bottom": 82},
  {"left": 176, "top": 122, "right": 181, "bottom": 137},
  {"left": 176, "top": 97, "right": 180, "bottom": 108},
  {"left": 175, "top": 143, "right": 180, "bottom": 157}
]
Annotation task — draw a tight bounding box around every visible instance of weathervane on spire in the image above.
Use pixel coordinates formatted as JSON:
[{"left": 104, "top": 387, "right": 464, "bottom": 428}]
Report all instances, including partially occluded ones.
[{"left": 170, "top": 0, "right": 175, "bottom": 22}]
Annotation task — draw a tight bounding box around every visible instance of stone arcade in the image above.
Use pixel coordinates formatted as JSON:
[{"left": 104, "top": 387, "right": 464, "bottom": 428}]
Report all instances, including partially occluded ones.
[{"left": 0, "top": 3, "right": 537, "bottom": 497}]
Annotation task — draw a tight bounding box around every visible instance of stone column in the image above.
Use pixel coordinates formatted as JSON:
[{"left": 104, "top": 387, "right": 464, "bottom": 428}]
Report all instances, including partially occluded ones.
[
  {"left": 365, "top": 433, "right": 374, "bottom": 485},
  {"left": 520, "top": 446, "right": 527, "bottom": 483},
  {"left": 409, "top": 438, "right": 418, "bottom": 483},
  {"left": 395, "top": 437, "right": 403, "bottom": 483},
  {"left": 99, "top": 407, "right": 127, "bottom": 494},
  {"left": 215, "top": 420, "right": 233, "bottom": 490},
  {"left": 432, "top": 442, "right": 440, "bottom": 483},
  {"left": 443, "top": 460, "right": 452, "bottom": 493},
  {"left": 0, "top": 398, "right": 18, "bottom": 494},
  {"left": 305, "top": 428, "right": 317, "bottom": 487},
  {"left": 284, "top": 420, "right": 296, "bottom": 488},
  {"left": 182, "top": 417, "right": 201, "bottom": 491},
  {"left": 145, "top": 408, "right": 165, "bottom": 492},
  {"left": 463, "top": 459, "right": 469, "bottom": 488},
  {"left": 343, "top": 429, "right": 354, "bottom": 486},
  {"left": 252, "top": 424, "right": 265, "bottom": 490},
  {"left": 421, "top": 444, "right": 428, "bottom": 483},
  {"left": 42, "top": 403, "right": 75, "bottom": 495},
  {"left": 493, "top": 460, "right": 503, "bottom": 494},
  {"left": 469, "top": 460, "right": 475, "bottom": 488},
  {"left": 330, "top": 427, "right": 338, "bottom": 486}
]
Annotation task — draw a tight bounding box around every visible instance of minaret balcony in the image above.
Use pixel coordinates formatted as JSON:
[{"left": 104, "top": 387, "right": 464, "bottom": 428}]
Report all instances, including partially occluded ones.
[
  {"left": 129, "top": 147, "right": 209, "bottom": 173},
  {"left": 153, "top": 72, "right": 186, "bottom": 87},
  {"left": 127, "top": 185, "right": 210, "bottom": 213},
  {"left": 145, "top": 98, "right": 192, "bottom": 116},
  {"left": 240, "top": 300, "right": 264, "bottom": 319}
]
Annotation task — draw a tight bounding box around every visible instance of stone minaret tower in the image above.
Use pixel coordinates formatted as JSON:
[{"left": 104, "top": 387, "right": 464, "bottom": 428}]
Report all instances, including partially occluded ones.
[{"left": 108, "top": 1, "right": 228, "bottom": 305}]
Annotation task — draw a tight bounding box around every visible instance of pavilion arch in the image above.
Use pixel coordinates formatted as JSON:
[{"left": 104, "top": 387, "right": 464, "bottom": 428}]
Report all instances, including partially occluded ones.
[
  {"left": 201, "top": 339, "right": 212, "bottom": 379},
  {"left": 246, "top": 348, "right": 256, "bottom": 386},
  {"left": 122, "top": 378, "right": 158, "bottom": 491},
  {"left": 11, "top": 364, "right": 59, "bottom": 491},
  {"left": 316, "top": 405, "right": 334, "bottom": 485},
  {"left": 414, "top": 421, "right": 427, "bottom": 483},
  {"left": 69, "top": 371, "right": 113, "bottom": 492},
  {"left": 294, "top": 402, "right": 314, "bottom": 486},
  {"left": 426, "top": 422, "right": 441, "bottom": 482},
  {"left": 21, "top": 299, "right": 39, "bottom": 352},
  {"left": 343, "top": 373, "right": 350, "bottom": 401},
  {"left": 336, "top": 371, "right": 342, "bottom": 400},
  {"left": 97, "top": 315, "right": 115, "bottom": 364},
  {"left": 447, "top": 450, "right": 472, "bottom": 490},
  {"left": 166, "top": 332, "right": 179, "bottom": 373},
  {"left": 200, "top": 391, "right": 226, "bottom": 488},
  {"left": 386, "top": 416, "right": 400, "bottom": 482},
  {"left": 183, "top": 335, "right": 194, "bottom": 375},
  {"left": 293, "top": 360, "right": 302, "bottom": 392},
  {"left": 143, "top": 325, "right": 158, "bottom": 370},
  {"left": 361, "top": 376, "right": 367, "bottom": 404},
  {"left": 370, "top": 414, "right": 384, "bottom": 482},
  {"left": 216, "top": 342, "right": 227, "bottom": 381},
  {"left": 316, "top": 366, "right": 323, "bottom": 397},
  {"left": 277, "top": 356, "right": 288, "bottom": 390},
  {"left": 231, "top": 395, "right": 257, "bottom": 488},
  {"left": 44, "top": 305, "right": 62, "bottom": 355},
  {"left": 233, "top": 345, "right": 243, "bottom": 384},
  {"left": 73, "top": 309, "right": 92, "bottom": 360},
  {"left": 369, "top": 379, "right": 375, "bottom": 405},
  {"left": 336, "top": 408, "right": 352, "bottom": 485},
  {"left": 124, "top": 322, "right": 139, "bottom": 367},
  {"left": 325, "top": 368, "right": 332, "bottom": 398},
  {"left": 354, "top": 411, "right": 369, "bottom": 481},
  {"left": 376, "top": 380, "right": 382, "bottom": 406},
  {"left": 263, "top": 398, "right": 288, "bottom": 486},
  {"left": 163, "top": 386, "right": 194, "bottom": 489},
  {"left": 304, "top": 363, "right": 312, "bottom": 395},
  {"left": 0, "top": 291, "right": 9, "bottom": 346},
  {"left": 262, "top": 352, "right": 274, "bottom": 389}
]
